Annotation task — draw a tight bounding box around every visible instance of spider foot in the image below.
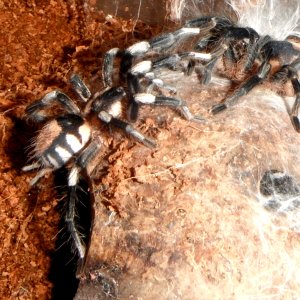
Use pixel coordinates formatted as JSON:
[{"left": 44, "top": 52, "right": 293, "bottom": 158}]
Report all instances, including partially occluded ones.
[
  {"left": 180, "top": 104, "right": 206, "bottom": 123},
  {"left": 210, "top": 103, "right": 227, "bottom": 114}
]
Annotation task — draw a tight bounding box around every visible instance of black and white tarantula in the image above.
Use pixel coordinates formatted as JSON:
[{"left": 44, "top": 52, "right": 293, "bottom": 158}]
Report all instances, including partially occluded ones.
[
  {"left": 22, "top": 72, "right": 202, "bottom": 270},
  {"left": 23, "top": 11, "right": 299, "bottom": 273},
  {"left": 102, "top": 15, "right": 300, "bottom": 131}
]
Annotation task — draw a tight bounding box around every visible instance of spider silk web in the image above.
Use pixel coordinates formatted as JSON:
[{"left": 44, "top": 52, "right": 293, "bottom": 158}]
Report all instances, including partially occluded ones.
[{"left": 89, "top": 1, "right": 300, "bottom": 298}]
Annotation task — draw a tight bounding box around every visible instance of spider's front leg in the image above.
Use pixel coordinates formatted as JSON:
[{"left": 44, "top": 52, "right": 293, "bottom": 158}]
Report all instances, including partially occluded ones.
[
  {"left": 277, "top": 59, "right": 300, "bottom": 131},
  {"left": 70, "top": 73, "right": 91, "bottom": 102},
  {"left": 99, "top": 111, "right": 157, "bottom": 148},
  {"left": 92, "top": 86, "right": 157, "bottom": 148},
  {"left": 194, "top": 24, "right": 259, "bottom": 83},
  {"left": 26, "top": 90, "right": 81, "bottom": 122},
  {"left": 26, "top": 74, "right": 91, "bottom": 122},
  {"left": 210, "top": 61, "right": 271, "bottom": 114}
]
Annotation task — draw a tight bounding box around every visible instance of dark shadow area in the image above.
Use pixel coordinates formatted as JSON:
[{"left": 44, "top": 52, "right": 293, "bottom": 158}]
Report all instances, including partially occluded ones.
[
  {"left": 49, "top": 168, "right": 94, "bottom": 300},
  {"left": 4, "top": 116, "right": 37, "bottom": 170}
]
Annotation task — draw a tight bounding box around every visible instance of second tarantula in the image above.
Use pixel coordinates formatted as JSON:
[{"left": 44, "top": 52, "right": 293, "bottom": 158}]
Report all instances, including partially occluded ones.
[{"left": 184, "top": 17, "right": 300, "bottom": 132}]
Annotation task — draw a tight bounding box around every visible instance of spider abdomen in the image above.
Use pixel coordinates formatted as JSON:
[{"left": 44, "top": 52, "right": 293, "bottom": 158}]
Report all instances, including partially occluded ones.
[{"left": 34, "top": 114, "right": 91, "bottom": 169}]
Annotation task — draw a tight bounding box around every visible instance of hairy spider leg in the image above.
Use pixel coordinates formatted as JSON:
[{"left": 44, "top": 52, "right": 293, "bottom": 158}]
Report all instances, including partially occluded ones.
[
  {"left": 244, "top": 35, "right": 272, "bottom": 71},
  {"left": 210, "top": 61, "right": 271, "bottom": 114},
  {"left": 134, "top": 93, "right": 205, "bottom": 123},
  {"left": 70, "top": 73, "right": 92, "bottom": 102},
  {"left": 126, "top": 52, "right": 212, "bottom": 122},
  {"left": 26, "top": 90, "right": 81, "bottom": 122},
  {"left": 192, "top": 22, "right": 259, "bottom": 83},
  {"left": 98, "top": 110, "right": 156, "bottom": 148},
  {"left": 121, "top": 27, "right": 200, "bottom": 75},
  {"left": 102, "top": 48, "right": 121, "bottom": 87},
  {"left": 211, "top": 39, "right": 300, "bottom": 115},
  {"left": 91, "top": 86, "right": 156, "bottom": 148},
  {"left": 127, "top": 58, "right": 178, "bottom": 122},
  {"left": 225, "top": 26, "right": 259, "bottom": 71}
]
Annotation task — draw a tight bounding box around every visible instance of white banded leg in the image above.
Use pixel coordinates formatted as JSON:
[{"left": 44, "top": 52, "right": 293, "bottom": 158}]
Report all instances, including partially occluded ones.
[
  {"left": 120, "top": 41, "right": 151, "bottom": 78},
  {"left": 70, "top": 74, "right": 91, "bottom": 102},
  {"left": 146, "top": 77, "right": 177, "bottom": 94},
  {"left": 134, "top": 93, "right": 205, "bottom": 123},
  {"left": 150, "top": 27, "right": 200, "bottom": 51},
  {"left": 102, "top": 48, "right": 121, "bottom": 87},
  {"left": 26, "top": 90, "right": 80, "bottom": 122}
]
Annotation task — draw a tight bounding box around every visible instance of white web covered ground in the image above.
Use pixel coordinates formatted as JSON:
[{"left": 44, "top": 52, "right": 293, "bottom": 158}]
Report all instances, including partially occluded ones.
[
  {"left": 79, "top": 70, "right": 300, "bottom": 299},
  {"left": 76, "top": 1, "right": 300, "bottom": 299}
]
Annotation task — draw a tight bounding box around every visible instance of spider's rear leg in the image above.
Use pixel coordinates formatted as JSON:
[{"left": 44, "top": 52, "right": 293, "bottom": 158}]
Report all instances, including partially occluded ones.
[
  {"left": 26, "top": 91, "right": 81, "bottom": 122},
  {"left": 210, "top": 61, "right": 271, "bottom": 114},
  {"left": 134, "top": 93, "right": 205, "bottom": 123},
  {"left": 65, "top": 142, "right": 101, "bottom": 271}
]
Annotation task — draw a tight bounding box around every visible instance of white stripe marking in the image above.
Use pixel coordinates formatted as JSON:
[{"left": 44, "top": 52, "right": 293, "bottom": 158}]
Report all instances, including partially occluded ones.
[
  {"left": 134, "top": 93, "right": 156, "bottom": 104},
  {"left": 46, "top": 154, "right": 60, "bottom": 168},
  {"left": 131, "top": 61, "right": 152, "bottom": 75},
  {"left": 192, "top": 52, "right": 212, "bottom": 60},
  {"left": 78, "top": 124, "right": 91, "bottom": 145},
  {"left": 66, "top": 134, "right": 83, "bottom": 153},
  {"left": 176, "top": 27, "right": 200, "bottom": 36},
  {"left": 55, "top": 146, "right": 72, "bottom": 162},
  {"left": 107, "top": 101, "right": 122, "bottom": 118},
  {"left": 127, "top": 41, "right": 151, "bottom": 55},
  {"left": 68, "top": 166, "right": 79, "bottom": 186}
]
